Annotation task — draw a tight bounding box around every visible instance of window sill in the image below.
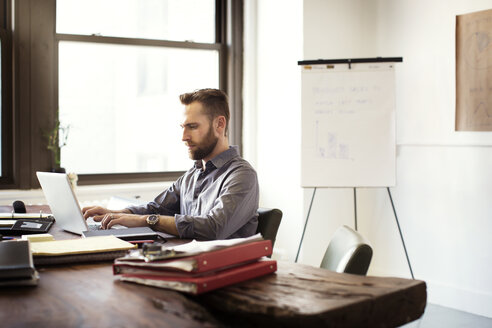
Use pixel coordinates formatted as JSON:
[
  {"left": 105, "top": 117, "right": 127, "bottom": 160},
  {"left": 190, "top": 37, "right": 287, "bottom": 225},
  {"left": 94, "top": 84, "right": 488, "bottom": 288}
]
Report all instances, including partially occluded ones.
[{"left": 0, "top": 181, "right": 173, "bottom": 207}]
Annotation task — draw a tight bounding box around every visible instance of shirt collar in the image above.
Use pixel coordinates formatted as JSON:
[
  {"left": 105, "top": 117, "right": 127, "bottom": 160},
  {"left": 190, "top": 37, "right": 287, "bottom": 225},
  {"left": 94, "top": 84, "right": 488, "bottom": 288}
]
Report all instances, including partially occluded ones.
[{"left": 194, "top": 146, "right": 239, "bottom": 170}]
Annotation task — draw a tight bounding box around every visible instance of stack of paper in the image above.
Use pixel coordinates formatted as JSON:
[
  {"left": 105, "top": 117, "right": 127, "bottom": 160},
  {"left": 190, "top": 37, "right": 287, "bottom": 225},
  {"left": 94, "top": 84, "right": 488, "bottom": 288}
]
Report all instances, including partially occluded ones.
[
  {"left": 113, "top": 234, "right": 277, "bottom": 294},
  {"left": 31, "top": 235, "right": 137, "bottom": 265}
]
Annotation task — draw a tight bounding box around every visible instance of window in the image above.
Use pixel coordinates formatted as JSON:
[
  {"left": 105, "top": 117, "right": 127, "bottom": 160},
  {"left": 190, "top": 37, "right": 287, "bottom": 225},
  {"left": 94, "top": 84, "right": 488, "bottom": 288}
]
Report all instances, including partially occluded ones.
[
  {"left": 57, "top": 0, "right": 216, "bottom": 43},
  {"left": 3, "top": 0, "right": 243, "bottom": 189},
  {"left": 58, "top": 42, "right": 218, "bottom": 175},
  {"left": 57, "top": 0, "right": 221, "bottom": 178}
]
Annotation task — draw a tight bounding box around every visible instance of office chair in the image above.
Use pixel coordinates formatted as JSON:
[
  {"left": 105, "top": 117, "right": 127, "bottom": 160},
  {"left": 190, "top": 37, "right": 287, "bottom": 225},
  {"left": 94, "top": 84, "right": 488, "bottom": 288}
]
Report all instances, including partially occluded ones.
[
  {"left": 320, "top": 225, "right": 373, "bottom": 275},
  {"left": 256, "top": 208, "right": 282, "bottom": 251}
]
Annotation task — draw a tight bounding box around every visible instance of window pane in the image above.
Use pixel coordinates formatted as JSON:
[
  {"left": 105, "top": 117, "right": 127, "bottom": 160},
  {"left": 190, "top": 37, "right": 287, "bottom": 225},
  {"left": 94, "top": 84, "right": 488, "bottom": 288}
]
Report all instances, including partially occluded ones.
[
  {"left": 59, "top": 41, "right": 219, "bottom": 174},
  {"left": 56, "top": 0, "right": 215, "bottom": 43}
]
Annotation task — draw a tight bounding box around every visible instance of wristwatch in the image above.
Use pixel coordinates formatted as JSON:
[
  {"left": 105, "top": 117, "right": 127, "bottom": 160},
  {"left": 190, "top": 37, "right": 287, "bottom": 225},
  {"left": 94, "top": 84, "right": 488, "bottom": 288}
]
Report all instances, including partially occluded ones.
[{"left": 146, "top": 214, "right": 159, "bottom": 227}]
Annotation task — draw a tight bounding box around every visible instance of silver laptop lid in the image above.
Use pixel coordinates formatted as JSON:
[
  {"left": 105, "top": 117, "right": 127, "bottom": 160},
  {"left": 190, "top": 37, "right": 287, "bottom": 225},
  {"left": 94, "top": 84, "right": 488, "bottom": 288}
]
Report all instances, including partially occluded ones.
[{"left": 36, "top": 172, "right": 88, "bottom": 235}]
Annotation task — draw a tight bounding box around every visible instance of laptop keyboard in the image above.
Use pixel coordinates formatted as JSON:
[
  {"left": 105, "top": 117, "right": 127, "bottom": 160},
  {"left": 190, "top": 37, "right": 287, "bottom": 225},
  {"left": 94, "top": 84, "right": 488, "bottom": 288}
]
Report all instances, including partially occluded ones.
[
  {"left": 86, "top": 216, "right": 102, "bottom": 231},
  {"left": 85, "top": 217, "right": 126, "bottom": 231},
  {"left": 87, "top": 223, "right": 102, "bottom": 231}
]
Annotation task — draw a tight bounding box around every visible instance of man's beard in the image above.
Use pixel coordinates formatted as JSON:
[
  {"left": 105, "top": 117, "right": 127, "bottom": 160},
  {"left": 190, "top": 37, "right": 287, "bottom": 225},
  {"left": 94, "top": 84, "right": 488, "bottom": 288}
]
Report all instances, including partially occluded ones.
[{"left": 189, "top": 126, "right": 218, "bottom": 160}]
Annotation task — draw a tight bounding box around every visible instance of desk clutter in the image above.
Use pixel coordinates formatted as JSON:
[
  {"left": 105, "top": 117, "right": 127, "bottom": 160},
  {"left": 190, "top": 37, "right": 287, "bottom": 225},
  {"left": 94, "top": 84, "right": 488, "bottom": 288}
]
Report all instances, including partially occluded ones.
[
  {"left": 0, "top": 231, "right": 276, "bottom": 295},
  {"left": 113, "top": 233, "right": 277, "bottom": 294},
  {"left": 0, "top": 201, "right": 55, "bottom": 236},
  {"left": 0, "top": 213, "right": 55, "bottom": 236}
]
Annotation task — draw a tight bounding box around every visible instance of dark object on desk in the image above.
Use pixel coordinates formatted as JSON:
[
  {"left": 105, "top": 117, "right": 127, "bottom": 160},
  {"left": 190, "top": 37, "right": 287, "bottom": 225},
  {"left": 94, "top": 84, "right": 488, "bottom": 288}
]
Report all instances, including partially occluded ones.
[
  {"left": 320, "top": 225, "right": 373, "bottom": 275},
  {"left": 13, "top": 200, "right": 27, "bottom": 213},
  {"left": 82, "top": 227, "right": 165, "bottom": 242},
  {"left": 0, "top": 240, "right": 39, "bottom": 286},
  {"left": 256, "top": 208, "right": 282, "bottom": 250},
  {"left": 0, "top": 217, "right": 55, "bottom": 236}
]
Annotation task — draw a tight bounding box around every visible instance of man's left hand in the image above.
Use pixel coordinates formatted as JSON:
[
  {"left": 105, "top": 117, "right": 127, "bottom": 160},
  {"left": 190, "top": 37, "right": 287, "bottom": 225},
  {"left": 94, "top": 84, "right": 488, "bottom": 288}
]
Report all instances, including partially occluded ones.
[{"left": 100, "top": 213, "right": 147, "bottom": 230}]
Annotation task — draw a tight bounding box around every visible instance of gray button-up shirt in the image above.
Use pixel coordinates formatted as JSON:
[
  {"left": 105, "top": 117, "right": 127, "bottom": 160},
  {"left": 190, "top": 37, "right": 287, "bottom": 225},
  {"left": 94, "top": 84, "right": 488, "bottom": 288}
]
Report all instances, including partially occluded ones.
[{"left": 127, "top": 146, "right": 259, "bottom": 240}]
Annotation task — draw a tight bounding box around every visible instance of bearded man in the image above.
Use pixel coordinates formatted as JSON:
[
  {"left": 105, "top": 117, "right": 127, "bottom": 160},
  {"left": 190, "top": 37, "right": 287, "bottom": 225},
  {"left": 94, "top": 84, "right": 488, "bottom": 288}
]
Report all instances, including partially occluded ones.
[{"left": 82, "top": 89, "right": 259, "bottom": 240}]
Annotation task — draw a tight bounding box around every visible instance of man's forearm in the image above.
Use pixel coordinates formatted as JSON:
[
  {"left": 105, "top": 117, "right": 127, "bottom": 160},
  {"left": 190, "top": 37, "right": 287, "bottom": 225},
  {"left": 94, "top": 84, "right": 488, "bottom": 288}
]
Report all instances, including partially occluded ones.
[
  {"left": 153, "top": 215, "right": 179, "bottom": 236},
  {"left": 124, "top": 208, "right": 179, "bottom": 236}
]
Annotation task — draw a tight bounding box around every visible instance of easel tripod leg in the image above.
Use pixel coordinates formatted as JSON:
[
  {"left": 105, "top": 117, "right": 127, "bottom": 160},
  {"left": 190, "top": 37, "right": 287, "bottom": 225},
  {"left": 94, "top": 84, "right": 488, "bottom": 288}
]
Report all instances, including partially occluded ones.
[
  {"left": 387, "top": 187, "right": 415, "bottom": 280},
  {"left": 295, "top": 187, "right": 317, "bottom": 263},
  {"left": 354, "top": 188, "right": 357, "bottom": 231}
]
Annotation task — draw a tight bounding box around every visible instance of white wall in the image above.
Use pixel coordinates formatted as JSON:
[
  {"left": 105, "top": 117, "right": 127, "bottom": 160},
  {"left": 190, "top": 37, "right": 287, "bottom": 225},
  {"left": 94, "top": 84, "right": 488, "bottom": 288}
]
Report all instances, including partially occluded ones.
[
  {"left": 371, "top": 1, "right": 492, "bottom": 318},
  {"left": 243, "top": 0, "right": 304, "bottom": 261},
  {"left": 247, "top": 0, "right": 492, "bottom": 319}
]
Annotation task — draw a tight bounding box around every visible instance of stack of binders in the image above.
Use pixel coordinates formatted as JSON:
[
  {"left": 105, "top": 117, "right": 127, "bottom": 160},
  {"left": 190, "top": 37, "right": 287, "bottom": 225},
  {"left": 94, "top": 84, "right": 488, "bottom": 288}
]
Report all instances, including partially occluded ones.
[{"left": 113, "top": 237, "right": 276, "bottom": 295}]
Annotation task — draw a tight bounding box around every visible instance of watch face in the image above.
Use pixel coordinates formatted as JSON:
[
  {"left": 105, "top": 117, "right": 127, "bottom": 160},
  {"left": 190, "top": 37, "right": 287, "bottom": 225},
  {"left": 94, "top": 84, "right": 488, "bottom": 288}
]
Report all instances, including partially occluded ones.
[{"left": 147, "top": 215, "right": 159, "bottom": 226}]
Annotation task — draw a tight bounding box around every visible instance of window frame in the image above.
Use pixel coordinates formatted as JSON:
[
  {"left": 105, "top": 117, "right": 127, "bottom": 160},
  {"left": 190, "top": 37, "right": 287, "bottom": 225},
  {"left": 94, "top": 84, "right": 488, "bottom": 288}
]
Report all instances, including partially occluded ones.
[
  {"left": 4, "top": 0, "right": 243, "bottom": 189},
  {"left": 0, "top": 0, "right": 13, "bottom": 187}
]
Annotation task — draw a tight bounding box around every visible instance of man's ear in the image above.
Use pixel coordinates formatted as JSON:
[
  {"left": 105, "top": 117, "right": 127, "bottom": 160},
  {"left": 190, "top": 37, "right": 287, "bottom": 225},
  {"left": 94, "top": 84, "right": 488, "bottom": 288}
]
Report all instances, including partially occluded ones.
[{"left": 215, "top": 116, "right": 226, "bottom": 134}]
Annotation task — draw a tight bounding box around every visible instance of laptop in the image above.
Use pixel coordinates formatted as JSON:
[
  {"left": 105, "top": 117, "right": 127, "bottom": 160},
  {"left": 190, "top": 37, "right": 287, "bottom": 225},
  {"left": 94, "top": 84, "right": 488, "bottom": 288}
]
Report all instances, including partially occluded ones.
[
  {"left": 36, "top": 172, "right": 122, "bottom": 235},
  {"left": 36, "top": 172, "right": 170, "bottom": 242}
]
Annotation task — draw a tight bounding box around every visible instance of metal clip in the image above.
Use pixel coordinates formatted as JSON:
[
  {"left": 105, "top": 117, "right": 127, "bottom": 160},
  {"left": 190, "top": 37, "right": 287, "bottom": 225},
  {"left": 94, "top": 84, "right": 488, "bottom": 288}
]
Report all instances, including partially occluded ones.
[{"left": 142, "top": 244, "right": 177, "bottom": 261}]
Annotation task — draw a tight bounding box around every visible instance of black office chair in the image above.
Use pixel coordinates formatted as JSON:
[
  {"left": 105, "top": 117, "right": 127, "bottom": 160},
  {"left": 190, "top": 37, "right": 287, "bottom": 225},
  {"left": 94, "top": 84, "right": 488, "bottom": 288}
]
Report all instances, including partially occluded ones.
[
  {"left": 320, "top": 225, "right": 373, "bottom": 275},
  {"left": 256, "top": 208, "right": 282, "bottom": 252}
]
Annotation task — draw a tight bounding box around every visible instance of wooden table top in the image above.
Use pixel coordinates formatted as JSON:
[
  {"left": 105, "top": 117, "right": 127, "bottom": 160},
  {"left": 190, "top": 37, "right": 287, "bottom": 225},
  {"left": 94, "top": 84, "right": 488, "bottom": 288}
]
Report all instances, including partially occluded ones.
[{"left": 0, "top": 206, "right": 427, "bottom": 327}]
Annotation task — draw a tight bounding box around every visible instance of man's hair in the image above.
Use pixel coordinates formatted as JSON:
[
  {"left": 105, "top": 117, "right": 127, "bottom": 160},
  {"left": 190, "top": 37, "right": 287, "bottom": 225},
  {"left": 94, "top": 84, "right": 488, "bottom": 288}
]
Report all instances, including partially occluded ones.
[{"left": 179, "top": 88, "right": 230, "bottom": 136}]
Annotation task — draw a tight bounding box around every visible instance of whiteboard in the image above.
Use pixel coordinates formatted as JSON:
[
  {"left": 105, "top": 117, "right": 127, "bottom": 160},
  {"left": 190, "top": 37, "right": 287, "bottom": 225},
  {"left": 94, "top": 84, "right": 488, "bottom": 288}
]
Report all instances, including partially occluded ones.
[{"left": 301, "top": 62, "right": 396, "bottom": 187}]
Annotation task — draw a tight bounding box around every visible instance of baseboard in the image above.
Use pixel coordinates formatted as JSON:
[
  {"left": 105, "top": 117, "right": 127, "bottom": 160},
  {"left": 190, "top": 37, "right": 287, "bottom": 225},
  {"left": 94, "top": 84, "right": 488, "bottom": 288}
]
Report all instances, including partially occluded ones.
[
  {"left": 369, "top": 267, "right": 492, "bottom": 318},
  {"left": 425, "top": 280, "right": 492, "bottom": 319}
]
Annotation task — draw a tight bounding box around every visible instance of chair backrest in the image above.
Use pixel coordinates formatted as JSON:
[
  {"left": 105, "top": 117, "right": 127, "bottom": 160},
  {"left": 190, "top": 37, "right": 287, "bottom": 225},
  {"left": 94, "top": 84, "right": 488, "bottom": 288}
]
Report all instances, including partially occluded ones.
[
  {"left": 256, "top": 208, "right": 282, "bottom": 249},
  {"left": 320, "top": 225, "right": 373, "bottom": 275}
]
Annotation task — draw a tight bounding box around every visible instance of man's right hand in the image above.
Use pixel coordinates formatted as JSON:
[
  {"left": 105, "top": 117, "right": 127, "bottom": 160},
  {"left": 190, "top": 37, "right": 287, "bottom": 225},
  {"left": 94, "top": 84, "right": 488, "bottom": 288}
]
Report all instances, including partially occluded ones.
[{"left": 82, "top": 206, "right": 131, "bottom": 221}]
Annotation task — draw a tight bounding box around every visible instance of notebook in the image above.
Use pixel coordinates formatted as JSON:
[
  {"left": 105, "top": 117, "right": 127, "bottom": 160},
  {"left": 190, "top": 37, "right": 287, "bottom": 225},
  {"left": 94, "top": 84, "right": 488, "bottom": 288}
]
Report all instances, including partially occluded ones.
[
  {"left": 36, "top": 172, "right": 124, "bottom": 235},
  {"left": 29, "top": 235, "right": 137, "bottom": 265}
]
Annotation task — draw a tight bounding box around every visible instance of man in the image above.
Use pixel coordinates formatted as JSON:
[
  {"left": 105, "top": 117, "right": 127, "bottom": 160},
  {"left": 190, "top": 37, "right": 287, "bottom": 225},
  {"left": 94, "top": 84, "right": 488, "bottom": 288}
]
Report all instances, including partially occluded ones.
[{"left": 82, "top": 89, "right": 259, "bottom": 240}]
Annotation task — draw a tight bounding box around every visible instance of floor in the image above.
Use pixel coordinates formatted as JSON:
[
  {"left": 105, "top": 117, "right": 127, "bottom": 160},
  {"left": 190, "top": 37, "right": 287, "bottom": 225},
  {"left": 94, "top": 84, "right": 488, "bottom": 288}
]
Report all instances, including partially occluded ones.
[{"left": 401, "top": 303, "right": 492, "bottom": 328}]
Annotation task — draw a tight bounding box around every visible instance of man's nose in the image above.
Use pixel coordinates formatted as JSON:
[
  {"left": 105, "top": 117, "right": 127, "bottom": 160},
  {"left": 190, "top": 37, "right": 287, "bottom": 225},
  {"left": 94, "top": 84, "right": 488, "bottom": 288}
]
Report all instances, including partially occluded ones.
[{"left": 182, "top": 129, "right": 190, "bottom": 142}]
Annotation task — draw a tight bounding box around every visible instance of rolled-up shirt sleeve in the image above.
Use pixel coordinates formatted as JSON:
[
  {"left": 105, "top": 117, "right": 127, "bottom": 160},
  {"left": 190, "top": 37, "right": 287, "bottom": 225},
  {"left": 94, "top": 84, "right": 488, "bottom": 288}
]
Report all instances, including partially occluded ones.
[
  {"left": 126, "top": 177, "right": 182, "bottom": 217},
  {"left": 175, "top": 166, "right": 259, "bottom": 240}
]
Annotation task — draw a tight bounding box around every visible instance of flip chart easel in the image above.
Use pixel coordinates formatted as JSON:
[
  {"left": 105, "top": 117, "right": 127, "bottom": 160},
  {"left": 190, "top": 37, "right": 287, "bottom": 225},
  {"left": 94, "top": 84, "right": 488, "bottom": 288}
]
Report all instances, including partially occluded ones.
[{"left": 295, "top": 57, "right": 414, "bottom": 279}]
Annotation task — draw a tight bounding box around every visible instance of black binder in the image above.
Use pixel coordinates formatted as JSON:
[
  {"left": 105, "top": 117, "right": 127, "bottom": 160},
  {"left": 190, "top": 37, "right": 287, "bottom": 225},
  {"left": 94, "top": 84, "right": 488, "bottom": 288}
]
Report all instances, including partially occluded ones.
[{"left": 0, "top": 216, "right": 55, "bottom": 236}]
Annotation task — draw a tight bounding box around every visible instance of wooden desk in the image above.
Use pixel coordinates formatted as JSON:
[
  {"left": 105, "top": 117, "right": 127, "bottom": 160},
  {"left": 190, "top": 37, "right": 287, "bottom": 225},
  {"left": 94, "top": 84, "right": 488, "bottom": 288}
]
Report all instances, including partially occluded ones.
[{"left": 0, "top": 207, "right": 426, "bottom": 327}]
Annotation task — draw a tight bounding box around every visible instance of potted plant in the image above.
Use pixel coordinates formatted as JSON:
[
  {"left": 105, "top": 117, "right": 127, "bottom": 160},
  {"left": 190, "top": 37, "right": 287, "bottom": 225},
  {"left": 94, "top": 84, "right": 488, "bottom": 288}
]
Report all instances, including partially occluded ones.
[{"left": 44, "top": 115, "right": 70, "bottom": 173}]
